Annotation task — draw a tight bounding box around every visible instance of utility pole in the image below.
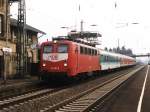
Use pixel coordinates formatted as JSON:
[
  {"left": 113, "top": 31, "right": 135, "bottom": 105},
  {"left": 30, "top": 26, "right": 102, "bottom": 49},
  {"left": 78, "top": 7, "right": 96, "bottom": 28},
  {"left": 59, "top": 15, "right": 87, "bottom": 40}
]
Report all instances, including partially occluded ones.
[
  {"left": 9, "top": 0, "right": 28, "bottom": 77},
  {"left": 80, "top": 20, "right": 83, "bottom": 32},
  {"left": 16, "top": 0, "right": 27, "bottom": 77},
  {"left": 117, "top": 38, "right": 120, "bottom": 48}
]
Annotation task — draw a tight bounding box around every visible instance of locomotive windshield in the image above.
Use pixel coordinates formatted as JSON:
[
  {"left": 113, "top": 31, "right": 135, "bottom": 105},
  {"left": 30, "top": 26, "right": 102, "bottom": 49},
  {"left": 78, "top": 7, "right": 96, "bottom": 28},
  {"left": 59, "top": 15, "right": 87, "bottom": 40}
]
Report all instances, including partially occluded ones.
[
  {"left": 58, "top": 45, "right": 68, "bottom": 53},
  {"left": 43, "top": 45, "right": 52, "bottom": 53}
]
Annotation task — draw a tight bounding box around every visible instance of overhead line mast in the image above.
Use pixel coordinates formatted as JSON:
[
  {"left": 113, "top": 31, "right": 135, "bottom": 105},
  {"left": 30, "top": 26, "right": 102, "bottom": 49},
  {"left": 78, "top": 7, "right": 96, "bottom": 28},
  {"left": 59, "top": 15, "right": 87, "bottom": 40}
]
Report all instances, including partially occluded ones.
[
  {"left": 17, "top": 0, "right": 27, "bottom": 76},
  {"left": 9, "top": 0, "right": 27, "bottom": 76}
]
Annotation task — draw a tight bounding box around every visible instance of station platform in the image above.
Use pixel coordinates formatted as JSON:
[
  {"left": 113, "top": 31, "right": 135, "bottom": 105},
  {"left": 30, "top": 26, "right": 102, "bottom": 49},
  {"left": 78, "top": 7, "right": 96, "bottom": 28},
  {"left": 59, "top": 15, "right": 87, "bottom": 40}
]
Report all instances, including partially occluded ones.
[{"left": 104, "top": 65, "right": 150, "bottom": 112}]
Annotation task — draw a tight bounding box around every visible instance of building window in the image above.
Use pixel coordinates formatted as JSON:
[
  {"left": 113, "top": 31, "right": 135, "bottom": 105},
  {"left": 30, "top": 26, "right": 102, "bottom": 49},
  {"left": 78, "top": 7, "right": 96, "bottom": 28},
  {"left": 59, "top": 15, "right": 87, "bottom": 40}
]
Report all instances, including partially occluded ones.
[
  {"left": 0, "top": 14, "right": 4, "bottom": 37},
  {"left": 0, "top": 0, "right": 4, "bottom": 8},
  {"left": 0, "top": 16, "right": 2, "bottom": 34}
]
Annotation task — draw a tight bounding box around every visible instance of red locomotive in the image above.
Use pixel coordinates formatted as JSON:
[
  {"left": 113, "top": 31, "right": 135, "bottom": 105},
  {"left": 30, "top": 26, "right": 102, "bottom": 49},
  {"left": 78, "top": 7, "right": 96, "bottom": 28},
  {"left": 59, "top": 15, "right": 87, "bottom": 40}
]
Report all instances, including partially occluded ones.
[{"left": 40, "top": 39, "right": 100, "bottom": 79}]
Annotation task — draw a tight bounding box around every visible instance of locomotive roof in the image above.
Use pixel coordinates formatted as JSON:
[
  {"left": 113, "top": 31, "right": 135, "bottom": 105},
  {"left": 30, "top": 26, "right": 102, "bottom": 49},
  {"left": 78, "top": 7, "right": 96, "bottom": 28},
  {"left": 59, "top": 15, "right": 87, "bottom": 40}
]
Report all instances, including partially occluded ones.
[
  {"left": 51, "top": 37, "right": 98, "bottom": 47},
  {"left": 41, "top": 39, "right": 98, "bottom": 49}
]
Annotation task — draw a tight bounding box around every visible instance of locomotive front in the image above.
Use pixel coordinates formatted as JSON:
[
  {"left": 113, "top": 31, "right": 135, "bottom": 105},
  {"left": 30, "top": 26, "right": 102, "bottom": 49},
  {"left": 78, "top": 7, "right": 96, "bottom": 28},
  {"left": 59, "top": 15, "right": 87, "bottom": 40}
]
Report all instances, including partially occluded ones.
[{"left": 40, "top": 40, "right": 70, "bottom": 78}]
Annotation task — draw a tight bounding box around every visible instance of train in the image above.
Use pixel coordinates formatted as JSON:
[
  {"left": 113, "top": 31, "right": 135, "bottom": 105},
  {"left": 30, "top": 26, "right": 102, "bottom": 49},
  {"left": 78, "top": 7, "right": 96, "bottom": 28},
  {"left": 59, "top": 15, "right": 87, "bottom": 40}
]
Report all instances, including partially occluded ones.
[{"left": 39, "top": 39, "right": 136, "bottom": 80}]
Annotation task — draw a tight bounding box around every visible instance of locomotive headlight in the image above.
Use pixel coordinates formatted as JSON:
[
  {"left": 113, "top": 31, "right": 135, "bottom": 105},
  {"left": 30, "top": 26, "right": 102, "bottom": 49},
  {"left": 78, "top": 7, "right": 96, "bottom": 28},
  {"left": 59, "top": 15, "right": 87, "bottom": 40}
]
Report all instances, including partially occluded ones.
[
  {"left": 64, "top": 63, "right": 67, "bottom": 67},
  {"left": 43, "top": 63, "right": 46, "bottom": 67},
  {"left": 54, "top": 40, "right": 57, "bottom": 43}
]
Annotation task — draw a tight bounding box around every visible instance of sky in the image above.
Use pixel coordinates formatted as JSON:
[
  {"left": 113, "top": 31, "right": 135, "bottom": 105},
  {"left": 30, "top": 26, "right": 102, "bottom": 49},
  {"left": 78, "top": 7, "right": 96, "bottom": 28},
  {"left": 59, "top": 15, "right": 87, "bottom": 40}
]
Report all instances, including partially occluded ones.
[{"left": 10, "top": 0, "right": 150, "bottom": 58}]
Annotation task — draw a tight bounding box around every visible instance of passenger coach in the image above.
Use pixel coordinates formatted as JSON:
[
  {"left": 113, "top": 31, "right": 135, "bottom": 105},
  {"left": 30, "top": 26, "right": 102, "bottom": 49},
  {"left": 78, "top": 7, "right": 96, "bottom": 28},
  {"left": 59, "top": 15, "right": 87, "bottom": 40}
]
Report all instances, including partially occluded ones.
[{"left": 100, "top": 50, "right": 136, "bottom": 70}]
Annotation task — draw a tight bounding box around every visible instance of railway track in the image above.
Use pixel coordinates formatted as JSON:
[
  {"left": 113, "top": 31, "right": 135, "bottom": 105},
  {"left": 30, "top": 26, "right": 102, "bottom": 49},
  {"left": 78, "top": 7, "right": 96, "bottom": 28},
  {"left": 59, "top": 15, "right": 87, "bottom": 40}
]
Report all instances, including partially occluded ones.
[
  {"left": 0, "top": 80, "right": 46, "bottom": 100},
  {"left": 41, "top": 66, "right": 144, "bottom": 112},
  {"left": 0, "top": 66, "right": 143, "bottom": 112},
  {"left": 0, "top": 86, "right": 66, "bottom": 110}
]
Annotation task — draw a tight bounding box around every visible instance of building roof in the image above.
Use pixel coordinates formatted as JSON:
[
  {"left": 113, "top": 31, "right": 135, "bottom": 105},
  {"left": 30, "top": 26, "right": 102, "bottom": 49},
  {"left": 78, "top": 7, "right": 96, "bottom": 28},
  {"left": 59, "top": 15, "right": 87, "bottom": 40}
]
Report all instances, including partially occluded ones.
[{"left": 10, "top": 18, "right": 46, "bottom": 35}]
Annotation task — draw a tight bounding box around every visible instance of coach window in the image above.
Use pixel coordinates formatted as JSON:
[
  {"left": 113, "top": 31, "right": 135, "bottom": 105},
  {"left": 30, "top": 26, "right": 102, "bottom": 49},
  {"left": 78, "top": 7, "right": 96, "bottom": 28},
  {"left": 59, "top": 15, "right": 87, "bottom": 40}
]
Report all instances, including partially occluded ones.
[
  {"left": 105, "top": 56, "right": 108, "bottom": 62},
  {"left": 58, "top": 45, "right": 68, "bottom": 53},
  {"left": 109, "top": 56, "right": 111, "bottom": 62},
  {"left": 111, "top": 56, "right": 114, "bottom": 62},
  {"left": 43, "top": 45, "right": 53, "bottom": 53},
  {"left": 101, "top": 55, "right": 104, "bottom": 62},
  {"left": 116, "top": 57, "right": 118, "bottom": 62}
]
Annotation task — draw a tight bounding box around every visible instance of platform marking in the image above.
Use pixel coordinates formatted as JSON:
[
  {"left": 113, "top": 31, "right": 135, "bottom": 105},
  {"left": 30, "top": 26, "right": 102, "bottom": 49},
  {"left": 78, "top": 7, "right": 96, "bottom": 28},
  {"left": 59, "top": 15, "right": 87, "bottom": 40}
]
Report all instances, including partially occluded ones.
[{"left": 137, "top": 65, "right": 149, "bottom": 112}]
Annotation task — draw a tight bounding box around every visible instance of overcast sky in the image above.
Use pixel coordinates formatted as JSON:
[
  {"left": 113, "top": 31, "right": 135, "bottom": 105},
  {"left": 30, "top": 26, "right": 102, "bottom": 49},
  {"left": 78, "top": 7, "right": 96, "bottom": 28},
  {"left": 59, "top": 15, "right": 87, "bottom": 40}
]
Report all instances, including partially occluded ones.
[{"left": 10, "top": 0, "right": 150, "bottom": 56}]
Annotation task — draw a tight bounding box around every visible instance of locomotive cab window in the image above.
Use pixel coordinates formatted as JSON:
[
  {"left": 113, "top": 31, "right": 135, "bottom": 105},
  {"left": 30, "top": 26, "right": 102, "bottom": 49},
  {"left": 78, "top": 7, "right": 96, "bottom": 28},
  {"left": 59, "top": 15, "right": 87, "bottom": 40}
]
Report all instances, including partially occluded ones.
[
  {"left": 58, "top": 45, "right": 68, "bottom": 53},
  {"left": 43, "top": 45, "right": 53, "bottom": 53}
]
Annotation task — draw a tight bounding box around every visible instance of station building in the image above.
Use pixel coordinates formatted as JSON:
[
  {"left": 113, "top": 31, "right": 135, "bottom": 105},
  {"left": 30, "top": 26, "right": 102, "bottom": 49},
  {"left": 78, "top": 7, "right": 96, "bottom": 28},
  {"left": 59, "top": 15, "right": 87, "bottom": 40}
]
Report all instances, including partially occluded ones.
[{"left": 0, "top": 0, "right": 45, "bottom": 78}]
